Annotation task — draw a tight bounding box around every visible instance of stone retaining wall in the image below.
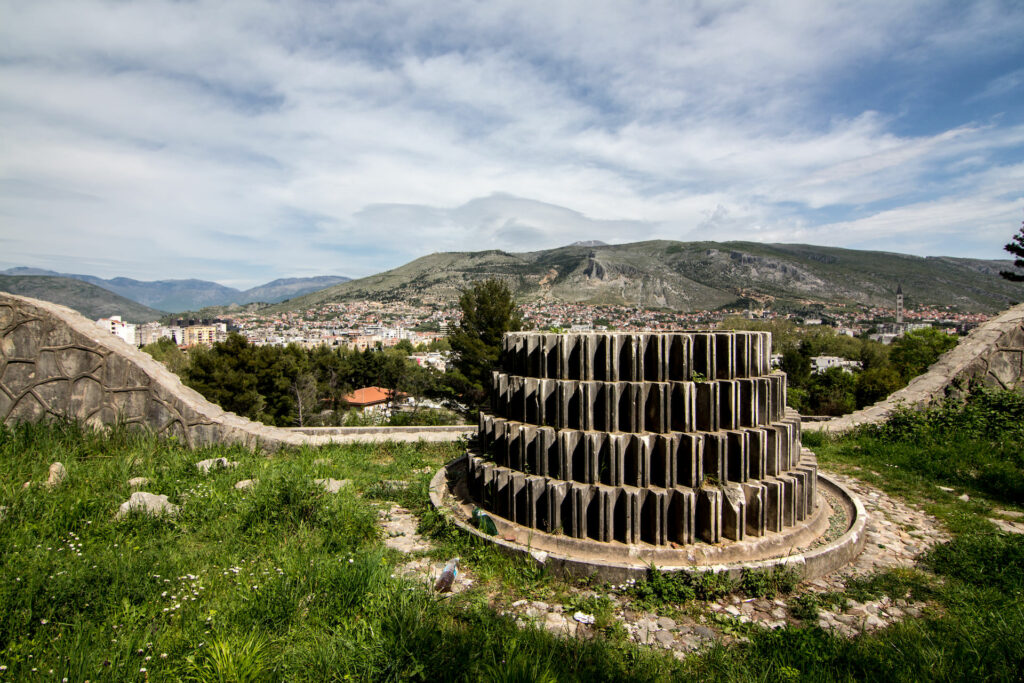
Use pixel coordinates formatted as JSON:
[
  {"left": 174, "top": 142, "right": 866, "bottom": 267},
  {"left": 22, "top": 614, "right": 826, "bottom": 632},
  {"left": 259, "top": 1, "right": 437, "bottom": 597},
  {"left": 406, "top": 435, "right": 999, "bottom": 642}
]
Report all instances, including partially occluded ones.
[
  {"left": 0, "top": 292, "right": 470, "bottom": 447},
  {"left": 809, "top": 302, "right": 1024, "bottom": 433}
]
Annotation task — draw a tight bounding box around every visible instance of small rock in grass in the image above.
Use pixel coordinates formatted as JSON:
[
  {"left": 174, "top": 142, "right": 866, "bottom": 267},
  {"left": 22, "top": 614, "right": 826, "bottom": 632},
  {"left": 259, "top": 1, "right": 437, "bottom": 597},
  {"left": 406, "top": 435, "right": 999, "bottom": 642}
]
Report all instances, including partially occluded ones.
[
  {"left": 195, "top": 457, "right": 239, "bottom": 473},
  {"left": 573, "top": 612, "right": 595, "bottom": 625},
  {"left": 114, "top": 492, "right": 178, "bottom": 520},
  {"left": 656, "top": 616, "right": 677, "bottom": 630},
  {"left": 234, "top": 479, "right": 258, "bottom": 490},
  {"left": 128, "top": 477, "right": 150, "bottom": 489},
  {"left": 315, "top": 478, "right": 351, "bottom": 493},
  {"left": 692, "top": 625, "right": 716, "bottom": 639},
  {"left": 544, "top": 612, "right": 567, "bottom": 634},
  {"left": 45, "top": 462, "right": 67, "bottom": 489},
  {"left": 958, "top": 493, "right": 970, "bottom": 502}
]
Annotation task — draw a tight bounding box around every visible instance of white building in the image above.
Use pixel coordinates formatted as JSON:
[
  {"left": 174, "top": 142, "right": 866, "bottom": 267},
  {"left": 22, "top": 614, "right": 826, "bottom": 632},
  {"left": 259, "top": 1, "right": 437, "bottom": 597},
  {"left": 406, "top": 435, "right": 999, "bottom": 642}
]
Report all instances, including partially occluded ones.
[
  {"left": 138, "top": 321, "right": 172, "bottom": 346},
  {"left": 96, "top": 316, "right": 137, "bottom": 346},
  {"left": 811, "top": 355, "right": 862, "bottom": 374}
]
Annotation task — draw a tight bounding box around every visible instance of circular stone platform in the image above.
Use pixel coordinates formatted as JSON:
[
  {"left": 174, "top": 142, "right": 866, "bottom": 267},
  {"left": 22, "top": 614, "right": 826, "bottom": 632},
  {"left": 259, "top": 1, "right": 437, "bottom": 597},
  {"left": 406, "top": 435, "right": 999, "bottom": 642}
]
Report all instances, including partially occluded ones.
[
  {"left": 430, "top": 456, "right": 866, "bottom": 582},
  {"left": 431, "top": 331, "right": 867, "bottom": 581}
]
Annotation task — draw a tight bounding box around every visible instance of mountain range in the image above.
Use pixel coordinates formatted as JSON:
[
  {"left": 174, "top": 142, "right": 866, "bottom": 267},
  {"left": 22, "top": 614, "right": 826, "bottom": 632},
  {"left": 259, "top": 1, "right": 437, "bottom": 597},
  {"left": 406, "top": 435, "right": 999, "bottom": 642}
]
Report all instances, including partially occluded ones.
[
  {"left": 0, "top": 268, "right": 350, "bottom": 313},
  {"left": 270, "top": 240, "right": 1024, "bottom": 314},
  {"left": 3, "top": 241, "right": 1022, "bottom": 321},
  {"left": 0, "top": 275, "right": 166, "bottom": 322}
]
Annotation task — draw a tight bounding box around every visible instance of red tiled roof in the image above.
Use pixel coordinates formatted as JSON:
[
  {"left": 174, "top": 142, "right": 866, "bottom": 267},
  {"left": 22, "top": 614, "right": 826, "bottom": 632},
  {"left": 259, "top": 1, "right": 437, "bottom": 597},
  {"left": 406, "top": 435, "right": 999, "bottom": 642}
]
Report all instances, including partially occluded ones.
[{"left": 342, "top": 386, "right": 394, "bottom": 406}]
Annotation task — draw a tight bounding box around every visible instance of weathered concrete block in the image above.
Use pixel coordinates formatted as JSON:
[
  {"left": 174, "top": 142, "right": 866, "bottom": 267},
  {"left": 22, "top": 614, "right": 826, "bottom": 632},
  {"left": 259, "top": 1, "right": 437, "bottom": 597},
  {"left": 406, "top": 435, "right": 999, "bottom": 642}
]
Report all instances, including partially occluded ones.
[
  {"left": 721, "top": 484, "right": 746, "bottom": 541},
  {"left": 697, "top": 487, "right": 723, "bottom": 543},
  {"left": 742, "top": 482, "right": 766, "bottom": 537}
]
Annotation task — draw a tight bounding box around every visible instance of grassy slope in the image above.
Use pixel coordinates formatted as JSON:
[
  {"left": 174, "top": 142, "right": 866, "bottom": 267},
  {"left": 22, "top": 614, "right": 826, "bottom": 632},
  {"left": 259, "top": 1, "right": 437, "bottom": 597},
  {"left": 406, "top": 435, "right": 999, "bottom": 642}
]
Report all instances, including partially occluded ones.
[
  {"left": 2, "top": 392, "right": 1023, "bottom": 681},
  {"left": 269, "top": 240, "right": 1024, "bottom": 314},
  {"left": 0, "top": 424, "right": 679, "bottom": 682},
  {"left": 0, "top": 275, "right": 165, "bottom": 322}
]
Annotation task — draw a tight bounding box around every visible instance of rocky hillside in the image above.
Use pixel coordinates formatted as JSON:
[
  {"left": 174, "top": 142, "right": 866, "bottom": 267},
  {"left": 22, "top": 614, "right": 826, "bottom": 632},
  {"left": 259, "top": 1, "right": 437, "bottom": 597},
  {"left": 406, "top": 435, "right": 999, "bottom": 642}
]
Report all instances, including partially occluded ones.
[
  {"left": 271, "top": 241, "right": 1024, "bottom": 314},
  {"left": 0, "top": 275, "right": 164, "bottom": 322}
]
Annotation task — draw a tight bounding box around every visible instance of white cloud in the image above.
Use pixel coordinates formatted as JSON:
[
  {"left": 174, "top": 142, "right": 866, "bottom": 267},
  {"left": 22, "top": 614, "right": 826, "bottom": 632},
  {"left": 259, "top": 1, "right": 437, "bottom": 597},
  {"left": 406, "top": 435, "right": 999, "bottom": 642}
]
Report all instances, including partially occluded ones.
[{"left": 1, "top": 0, "right": 1023, "bottom": 285}]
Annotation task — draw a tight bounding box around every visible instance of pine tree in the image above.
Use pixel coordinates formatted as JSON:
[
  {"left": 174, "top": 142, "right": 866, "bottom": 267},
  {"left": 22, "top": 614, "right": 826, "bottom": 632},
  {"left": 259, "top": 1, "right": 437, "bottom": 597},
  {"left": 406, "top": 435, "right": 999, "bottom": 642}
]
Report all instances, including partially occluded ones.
[
  {"left": 1001, "top": 220, "right": 1024, "bottom": 282},
  {"left": 447, "top": 279, "right": 523, "bottom": 411}
]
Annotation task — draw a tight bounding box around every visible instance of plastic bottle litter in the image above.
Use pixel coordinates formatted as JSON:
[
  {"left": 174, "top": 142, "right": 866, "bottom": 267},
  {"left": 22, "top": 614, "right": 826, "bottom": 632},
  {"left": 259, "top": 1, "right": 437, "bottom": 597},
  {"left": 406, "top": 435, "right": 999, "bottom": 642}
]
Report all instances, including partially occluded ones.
[
  {"left": 434, "top": 557, "right": 459, "bottom": 593},
  {"left": 471, "top": 507, "right": 498, "bottom": 535}
]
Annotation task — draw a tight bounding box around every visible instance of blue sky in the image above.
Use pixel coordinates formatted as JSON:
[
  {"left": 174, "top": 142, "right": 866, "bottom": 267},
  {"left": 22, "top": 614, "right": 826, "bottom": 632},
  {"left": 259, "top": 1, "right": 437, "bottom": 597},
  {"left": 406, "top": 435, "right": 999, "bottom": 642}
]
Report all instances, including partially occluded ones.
[{"left": 1, "top": 0, "right": 1022, "bottom": 288}]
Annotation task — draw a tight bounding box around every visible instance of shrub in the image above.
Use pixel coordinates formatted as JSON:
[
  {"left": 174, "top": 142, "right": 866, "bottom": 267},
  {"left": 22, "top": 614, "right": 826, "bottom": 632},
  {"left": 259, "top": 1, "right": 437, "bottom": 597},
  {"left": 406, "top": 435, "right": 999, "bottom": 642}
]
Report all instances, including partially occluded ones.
[{"left": 740, "top": 566, "right": 800, "bottom": 598}]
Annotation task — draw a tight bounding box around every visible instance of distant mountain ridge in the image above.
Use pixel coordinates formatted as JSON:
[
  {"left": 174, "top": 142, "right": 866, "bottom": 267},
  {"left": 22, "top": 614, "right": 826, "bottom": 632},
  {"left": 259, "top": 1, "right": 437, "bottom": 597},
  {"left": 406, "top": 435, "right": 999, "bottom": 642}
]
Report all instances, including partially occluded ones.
[
  {"left": 0, "top": 268, "right": 350, "bottom": 312},
  {"left": 268, "top": 240, "right": 1024, "bottom": 314},
  {"left": 0, "top": 275, "right": 164, "bottom": 322}
]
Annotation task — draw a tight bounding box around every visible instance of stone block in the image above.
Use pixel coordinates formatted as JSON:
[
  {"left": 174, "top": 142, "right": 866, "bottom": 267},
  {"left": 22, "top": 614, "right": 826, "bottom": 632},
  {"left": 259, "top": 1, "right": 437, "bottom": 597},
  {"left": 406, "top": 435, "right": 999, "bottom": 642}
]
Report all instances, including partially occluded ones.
[
  {"left": 676, "top": 432, "right": 703, "bottom": 487},
  {"left": 776, "top": 474, "right": 798, "bottom": 527},
  {"left": 742, "top": 482, "right": 766, "bottom": 537},
  {"left": 671, "top": 381, "right": 695, "bottom": 431},
  {"left": 726, "top": 429, "right": 749, "bottom": 483},
  {"left": 2, "top": 361, "right": 38, "bottom": 395},
  {"left": 695, "top": 381, "right": 719, "bottom": 432},
  {"left": 702, "top": 432, "right": 726, "bottom": 481},
  {"left": 34, "top": 379, "right": 70, "bottom": 416},
  {"left": 718, "top": 379, "right": 739, "bottom": 430},
  {"left": 545, "top": 480, "right": 570, "bottom": 533},
  {"left": 762, "top": 478, "right": 784, "bottom": 532},
  {"left": 693, "top": 333, "right": 715, "bottom": 380},
  {"left": 7, "top": 320, "right": 44, "bottom": 359},
  {"left": 10, "top": 392, "right": 47, "bottom": 421},
  {"left": 988, "top": 350, "right": 1022, "bottom": 389},
  {"left": 667, "top": 486, "right": 696, "bottom": 544},
  {"left": 715, "top": 332, "right": 735, "bottom": 380},
  {"left": 697, "top": 487, "right": 723, "bottom": 543},
  {"left": 721, "top": 484, "right": 746, "bottom": 541},
  {"left": 746, "top": 428, "right": 767, "bottom": 479},
  {"left": 638, "top": 488, "right": 666, "bottom": 545}
]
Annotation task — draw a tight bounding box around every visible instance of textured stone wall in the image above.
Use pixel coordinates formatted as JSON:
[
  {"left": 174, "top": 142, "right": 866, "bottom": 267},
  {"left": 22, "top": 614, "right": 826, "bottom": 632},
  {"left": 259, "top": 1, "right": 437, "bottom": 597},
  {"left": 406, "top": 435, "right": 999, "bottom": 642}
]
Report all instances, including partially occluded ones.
[
  {"left": 0, "top": 292, "right": 472, "bottom": 447},
  {"left": 810, "top": 302, "right": 1024, "bottom": 433},
  {"left": 468, "top": 331, "right": 818, "bottom": 547}
]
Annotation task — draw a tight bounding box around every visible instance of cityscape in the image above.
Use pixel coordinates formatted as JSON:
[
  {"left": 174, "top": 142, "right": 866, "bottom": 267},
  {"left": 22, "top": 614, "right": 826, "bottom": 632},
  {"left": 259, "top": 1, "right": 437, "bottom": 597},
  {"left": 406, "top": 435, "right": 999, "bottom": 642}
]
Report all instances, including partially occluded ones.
[{"left": 99, "top": 296, "right": 989, "bottom": 354}]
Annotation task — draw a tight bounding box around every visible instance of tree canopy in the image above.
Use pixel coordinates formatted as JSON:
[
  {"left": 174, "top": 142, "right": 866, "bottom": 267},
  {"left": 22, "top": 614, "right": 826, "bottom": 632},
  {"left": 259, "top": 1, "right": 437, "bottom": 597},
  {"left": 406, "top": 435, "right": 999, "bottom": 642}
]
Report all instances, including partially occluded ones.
[
  {"left": 159, "top": 333, "right": 449, "bottom": 427},
  {"left": 447, "top": 279, "right": 523, "bottom": 411},
  {"left": 1001, "top": 219, "right": 1024, "bottom": 282}
]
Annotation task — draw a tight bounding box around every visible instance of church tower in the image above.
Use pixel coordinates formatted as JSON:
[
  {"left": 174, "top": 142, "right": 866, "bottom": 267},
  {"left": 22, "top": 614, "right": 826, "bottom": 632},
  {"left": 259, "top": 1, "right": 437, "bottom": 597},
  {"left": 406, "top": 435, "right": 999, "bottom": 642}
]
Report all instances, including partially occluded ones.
[{"left": 896, "top": 284, "right": 904, "bottom": 325}]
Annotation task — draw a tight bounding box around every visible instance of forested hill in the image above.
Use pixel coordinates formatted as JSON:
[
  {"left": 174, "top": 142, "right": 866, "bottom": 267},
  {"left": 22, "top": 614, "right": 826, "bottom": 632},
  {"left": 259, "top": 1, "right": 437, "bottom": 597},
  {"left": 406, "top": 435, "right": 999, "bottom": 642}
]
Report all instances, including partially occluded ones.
[
  {"left": 269, "top": 241, "right": 1024, "bottom": 314},
  {"left": 1, "top": 268, "right": 350, "bottom": 312},
  {"left": 0, "top": 275, "right": 164, "bottom": 322}
]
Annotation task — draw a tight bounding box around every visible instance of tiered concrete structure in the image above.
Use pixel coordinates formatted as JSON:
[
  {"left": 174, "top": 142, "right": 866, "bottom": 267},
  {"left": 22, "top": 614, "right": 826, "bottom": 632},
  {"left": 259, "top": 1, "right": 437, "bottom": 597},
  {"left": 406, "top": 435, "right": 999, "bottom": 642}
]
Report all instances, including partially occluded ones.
[{"left": 464, "top": 331, "right": 818, "bottom": 551}]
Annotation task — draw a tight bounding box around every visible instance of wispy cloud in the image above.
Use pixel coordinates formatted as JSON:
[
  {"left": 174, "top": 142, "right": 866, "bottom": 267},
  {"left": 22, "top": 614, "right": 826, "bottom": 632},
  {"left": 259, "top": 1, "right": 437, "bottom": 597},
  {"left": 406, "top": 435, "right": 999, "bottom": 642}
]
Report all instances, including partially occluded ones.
[{"left": 1, "top": 0, "right": 1022, "bottom": 286}]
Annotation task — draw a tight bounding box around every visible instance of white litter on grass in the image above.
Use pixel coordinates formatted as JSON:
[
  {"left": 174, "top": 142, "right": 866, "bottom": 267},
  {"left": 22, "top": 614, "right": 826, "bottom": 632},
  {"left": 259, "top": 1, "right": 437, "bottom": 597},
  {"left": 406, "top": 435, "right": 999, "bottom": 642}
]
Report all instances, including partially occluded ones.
[{"left": 573, "top": 612, "right": 595, "bottom": 625}]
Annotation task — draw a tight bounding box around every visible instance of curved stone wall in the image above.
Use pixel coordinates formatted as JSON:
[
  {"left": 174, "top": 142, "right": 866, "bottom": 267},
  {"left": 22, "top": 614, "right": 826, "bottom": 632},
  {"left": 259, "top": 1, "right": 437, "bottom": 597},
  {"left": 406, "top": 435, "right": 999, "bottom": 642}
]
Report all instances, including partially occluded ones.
[
  {"left": 466, "top": 331, "right": 819, "bottom": 548},
  {"left": 0, "top": 292, "right": 472, "bottom": 446},
  {"left": 810, "top": 302, "right": 1024, "bottom": 433}
]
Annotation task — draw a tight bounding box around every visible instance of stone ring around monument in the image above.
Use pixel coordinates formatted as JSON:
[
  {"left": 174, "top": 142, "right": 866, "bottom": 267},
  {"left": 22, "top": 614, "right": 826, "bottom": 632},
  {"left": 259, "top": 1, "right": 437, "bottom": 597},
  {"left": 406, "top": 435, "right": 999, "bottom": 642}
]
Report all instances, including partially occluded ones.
[{"left": 429, "top": 331, "right": 867, "bottom": 582}]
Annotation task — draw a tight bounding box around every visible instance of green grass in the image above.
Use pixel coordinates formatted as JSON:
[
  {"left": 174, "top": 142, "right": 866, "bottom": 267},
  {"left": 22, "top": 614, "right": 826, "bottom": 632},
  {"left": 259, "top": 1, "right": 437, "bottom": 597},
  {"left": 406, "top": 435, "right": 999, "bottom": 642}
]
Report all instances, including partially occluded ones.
[
  {"left": 0, "top": 421, "right": 681, "bottom": 681},
  {"left": 3, "top": 388, "right": 1024, "bottom": 681}
]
